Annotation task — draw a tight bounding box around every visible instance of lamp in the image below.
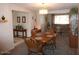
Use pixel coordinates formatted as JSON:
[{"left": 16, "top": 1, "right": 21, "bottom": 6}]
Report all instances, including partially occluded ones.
[{"left": 39, "top": 3, "right": 48, "bottom": 14}]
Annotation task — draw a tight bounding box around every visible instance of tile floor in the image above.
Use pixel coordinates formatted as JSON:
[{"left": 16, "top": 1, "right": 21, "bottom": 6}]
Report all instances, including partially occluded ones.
[{"left": 9, "top": 32, "right": 78, "bottom": 55}]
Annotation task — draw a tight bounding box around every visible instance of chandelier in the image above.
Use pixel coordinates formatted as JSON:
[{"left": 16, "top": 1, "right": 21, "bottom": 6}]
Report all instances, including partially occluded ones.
[
  {"left": 39, "top": 3, "right": 48, "bottom": 14},
  {"left": 39, "top": 9, "right": 48, "bottom": 14}
]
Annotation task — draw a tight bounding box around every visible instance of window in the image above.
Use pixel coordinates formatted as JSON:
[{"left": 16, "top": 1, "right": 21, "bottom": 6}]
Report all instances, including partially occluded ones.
[{"left": 54, "top": 15, "right": 69, "bottom": 24}]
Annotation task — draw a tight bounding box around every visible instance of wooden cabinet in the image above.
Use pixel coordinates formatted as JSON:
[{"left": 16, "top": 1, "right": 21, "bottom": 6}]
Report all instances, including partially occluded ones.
[
  {"left": 69, "top": 34, "right": 78, "bottom": 48},
  {"left": 69, "top": 7, "right": 78, "bottom": 48}
]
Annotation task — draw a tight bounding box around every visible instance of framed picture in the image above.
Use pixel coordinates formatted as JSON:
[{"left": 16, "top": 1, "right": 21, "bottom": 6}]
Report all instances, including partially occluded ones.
[
  {"left": 22, "top": 16, "right": 26, "bottom": 23},
  {"left": 17, "top": 16, "right": 20, "bottom": 23}
]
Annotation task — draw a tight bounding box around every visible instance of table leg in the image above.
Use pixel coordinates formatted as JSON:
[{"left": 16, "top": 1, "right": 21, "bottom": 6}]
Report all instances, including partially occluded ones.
[
  {"left": 25, "top": 31, "right": 27, "bottom": 38},
  {"left": 22, "top": 31, "right": 24, "bottom": 38},
  {"left": 13, "top": 31, "right": 15, "bottom": 37},
  {"left": 16, "top": 31, "right": 18, "bottom": 37}
]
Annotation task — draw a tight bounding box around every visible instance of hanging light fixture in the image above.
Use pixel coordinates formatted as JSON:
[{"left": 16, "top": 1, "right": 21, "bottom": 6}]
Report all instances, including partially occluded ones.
[
  {"left": 39, "top": 9, "right": 48, "bottom": 14},
  {"left": 39, "top": 3, "right": 48, "bottom": 14}
]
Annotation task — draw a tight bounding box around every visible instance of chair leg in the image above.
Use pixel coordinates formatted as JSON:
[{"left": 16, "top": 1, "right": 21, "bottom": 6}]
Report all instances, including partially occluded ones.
[
  {"left": 52, "top": 44, "right": 55, "bottom": 54},
  {"left": 54, "top": 43, "right": 56, "bottom": 48},
  {"left": 53, "top": 40, "right": 56, "bottom": 48}
]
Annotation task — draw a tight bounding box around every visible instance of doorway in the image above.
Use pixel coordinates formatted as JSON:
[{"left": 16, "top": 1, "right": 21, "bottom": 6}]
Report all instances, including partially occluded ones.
[{"left": 12, "top": 10, "right": 27, "bottom": 46}]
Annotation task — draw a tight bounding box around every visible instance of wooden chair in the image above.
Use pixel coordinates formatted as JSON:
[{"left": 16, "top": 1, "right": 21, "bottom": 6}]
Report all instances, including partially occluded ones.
[
  {"left": 24, "top": 37, "right": 43, "bottom": 55},
  {"left": 42, "top": 36, "right": 56, "bottom": 54},
  {"left": 47, "top": 36, "right": 56, "bottom": 48}
]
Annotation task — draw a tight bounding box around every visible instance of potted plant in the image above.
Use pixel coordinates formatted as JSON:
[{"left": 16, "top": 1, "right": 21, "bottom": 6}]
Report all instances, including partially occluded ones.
[{"left": 70, "top": 7, "right": 78, "bottom": 14}]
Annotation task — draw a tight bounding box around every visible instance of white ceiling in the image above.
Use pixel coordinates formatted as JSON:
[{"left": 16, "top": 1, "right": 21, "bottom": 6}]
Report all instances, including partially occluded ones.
[{"left": 15, "top": 3, "right": 79, "bottom": 11}]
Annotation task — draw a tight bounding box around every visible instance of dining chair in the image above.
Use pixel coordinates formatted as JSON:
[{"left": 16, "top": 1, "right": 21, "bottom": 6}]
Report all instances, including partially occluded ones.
[
  {"left": 24, "top": 37, "right": 43, "bottom": 55},
  {"left": 42, "top": 37, "right": 56, "bottom": 55},
  {"left": 47, "top": 37, "right": 56, "bottom": 48}
]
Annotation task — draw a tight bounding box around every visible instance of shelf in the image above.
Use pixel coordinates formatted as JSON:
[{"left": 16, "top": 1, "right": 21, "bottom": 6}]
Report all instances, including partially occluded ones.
[{"left": 0, "top": 20, "right": 7, "bottom": 23}]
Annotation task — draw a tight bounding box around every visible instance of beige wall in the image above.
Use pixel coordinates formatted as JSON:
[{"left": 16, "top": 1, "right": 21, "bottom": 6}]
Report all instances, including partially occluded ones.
[
  {"left": 48, "top": 9, "right": 70, "bottom": 14},
  {"left": 0, "top": 4, "right": 34, "bottom": 53},
  {"left": 12, "top": 11, "right": 28, "bottom": 29},
  {"left": 0, "top": 4, "right": 14, "bottom": 52}
]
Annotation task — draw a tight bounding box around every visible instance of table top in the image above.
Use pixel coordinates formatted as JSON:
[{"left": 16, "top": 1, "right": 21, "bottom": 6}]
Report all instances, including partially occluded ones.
[{"left": 34, "top": 33, "right": 56, "bottom": 43}]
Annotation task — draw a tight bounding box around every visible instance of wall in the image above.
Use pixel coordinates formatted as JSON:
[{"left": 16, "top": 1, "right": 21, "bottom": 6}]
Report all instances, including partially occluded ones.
[
  {"left": 11, "top": 4, "right": 35, "bottom": 37},
  {"left": 40, "top": 15, "right": 46, "bottom": 32},
  {"left": 0, "top": 4, "right": 14, "bottom": 52},
  {"left": 0, "top": 4, "right": 33, "bottom": 53},
  {"left": 12, "top": 11, "right": 28, "bottom": 29},
  {"left": 48, "top": 9, "right": 70, "bottom": 14},
  {"left": 27, "top": 13, "right": 33, "bottom": 37},
  {"left": 46, "top": 14, "right": 52, "bottom": 28},
  {"left": 35, "top": 12, "right": 41, "bottom": 29}
]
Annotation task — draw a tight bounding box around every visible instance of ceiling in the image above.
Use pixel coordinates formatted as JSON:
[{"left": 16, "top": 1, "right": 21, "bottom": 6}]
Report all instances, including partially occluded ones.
[{"left": 16, "top": 3, "right": 79, "bottom": 11}]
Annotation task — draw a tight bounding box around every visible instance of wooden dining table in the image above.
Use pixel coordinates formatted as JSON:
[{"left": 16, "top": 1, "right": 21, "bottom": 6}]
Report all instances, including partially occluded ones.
[{"left": 34, "top": 32, "right": 56, "bottom": 45}]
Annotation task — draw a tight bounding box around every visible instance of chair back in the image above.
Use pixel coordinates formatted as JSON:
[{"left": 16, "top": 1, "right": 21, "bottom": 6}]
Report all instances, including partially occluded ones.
[
  {"left": 24, "top": 37, "right": 43, "bottom": 55},
  {"left": 24, "top": 37, "right": 39, "bottom": 50}
]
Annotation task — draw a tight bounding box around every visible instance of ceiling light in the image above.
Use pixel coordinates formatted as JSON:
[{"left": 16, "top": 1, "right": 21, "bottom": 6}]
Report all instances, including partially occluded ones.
[
  {"left": 39, "top": 9, "right": 48, "bottom": 14},
  {"left": 39, "top": 3, "right": 48, "bottom": 14}
]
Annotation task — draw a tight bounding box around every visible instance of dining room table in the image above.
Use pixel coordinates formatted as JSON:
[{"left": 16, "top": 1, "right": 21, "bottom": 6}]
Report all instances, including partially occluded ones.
[{"left": 34, "top": 32, "right": 57, "bottom": 45}]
